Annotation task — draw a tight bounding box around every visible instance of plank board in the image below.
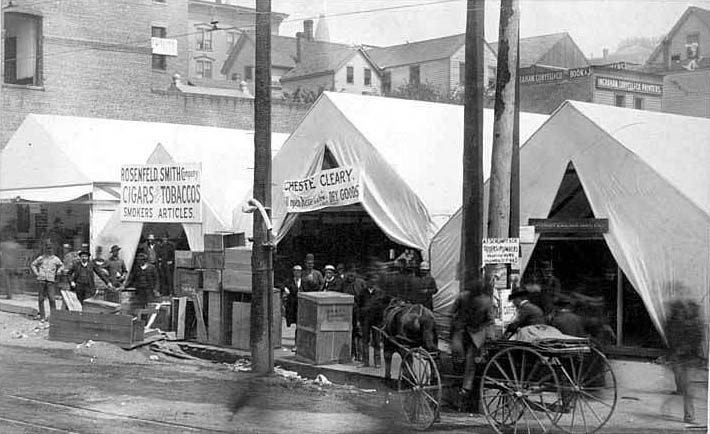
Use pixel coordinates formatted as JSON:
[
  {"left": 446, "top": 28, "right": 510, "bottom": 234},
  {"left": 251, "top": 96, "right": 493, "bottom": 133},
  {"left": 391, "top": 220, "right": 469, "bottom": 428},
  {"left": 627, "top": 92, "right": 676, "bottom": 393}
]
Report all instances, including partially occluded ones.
[
  {"left": 192, "top": 292, "right": 208, "bottom": 342},
  {"left": 60, "top": 290, "right": 83, "bottom": 311},
  {"left": 207, "top": 292, "right": 221, "bottom": 345},
  {"left": 176, "top": 297, "right": 187, "bottom": 340},
  {"left": 82, "top": 298, "right": 121, "bottom": 314},
  {"left": 0, "top": 302, "right": 39, "bottom": 317},
  {"left": 231, "top": 301, "right": 250, "bottom": 350}
]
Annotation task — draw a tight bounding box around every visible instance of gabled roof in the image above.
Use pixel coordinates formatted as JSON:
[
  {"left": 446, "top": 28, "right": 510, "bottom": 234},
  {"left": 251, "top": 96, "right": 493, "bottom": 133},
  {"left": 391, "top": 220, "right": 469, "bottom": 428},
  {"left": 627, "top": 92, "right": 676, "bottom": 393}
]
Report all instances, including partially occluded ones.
[
  {"left": 279, "top": 40, "right": 362, "bottom": 82},
  {"left": 491, "top": 32, "right": 572, "bottom": 67},
  {"left": 647, "top": 6, "right": 710, "bottom": 65},
  {"left": 221, "top": 32, "right": 298, "bottom": 75},
  {"left": 366, "top": 33, "right": 468, "bottom": 68}
]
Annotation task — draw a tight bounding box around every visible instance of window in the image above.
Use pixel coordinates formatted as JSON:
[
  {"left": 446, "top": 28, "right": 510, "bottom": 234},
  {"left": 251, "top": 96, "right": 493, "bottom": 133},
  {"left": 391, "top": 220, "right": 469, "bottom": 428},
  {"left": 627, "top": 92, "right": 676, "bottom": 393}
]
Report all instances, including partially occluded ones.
[
  {"left": 196, "top": 60, "right": 212, "bottom": 79},
  {"left": 227, "top": 32, "right": 238, "bottom": 48},
  {"left": 363, "top": 68, "right": 371, "bottom": 86},
  {"left": 686, "top": 33, "right": 700, "bottom": 60},
  {"left": 151, "top": 26, "right": 167, "bottom": 70},
  {"left": 614, "top": 94, "right": 625, "bottom": 107},
  {"left": 346, "top": 66, "right": 354, "bottom": 84},
  {"left": 197, "top": 28, "right": 212, "bottom": 51},
  {"left": 231, "top": 73, "right": 241, "bottom": 82},
  {"left": 3, "top": 12, "right": 42, "bottom": 86},
  {"left": 634, "top": 97, "right": 644, "bottom": 110},
  {"left": 409, "top": 65, "right": 420, "bottom": 85},
  {"left": 459, "top": 62, "right": 465, "bottom": 84},
  {"left": 671, "top": 53, "right": 681, "bottom": 62},
  {"left": 244, "top": 66, "right": 253, "bottom": 81},
  {"left": 382, "top": 71, "right": 392, "bottom": 94}
]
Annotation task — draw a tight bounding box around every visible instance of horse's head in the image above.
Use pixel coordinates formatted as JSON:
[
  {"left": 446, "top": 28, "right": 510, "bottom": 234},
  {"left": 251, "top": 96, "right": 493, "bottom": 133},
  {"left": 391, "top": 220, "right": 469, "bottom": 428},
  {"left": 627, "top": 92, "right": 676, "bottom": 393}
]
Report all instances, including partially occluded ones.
[{"left": 401, "top": 305, "right": 438, "bottom": 352}]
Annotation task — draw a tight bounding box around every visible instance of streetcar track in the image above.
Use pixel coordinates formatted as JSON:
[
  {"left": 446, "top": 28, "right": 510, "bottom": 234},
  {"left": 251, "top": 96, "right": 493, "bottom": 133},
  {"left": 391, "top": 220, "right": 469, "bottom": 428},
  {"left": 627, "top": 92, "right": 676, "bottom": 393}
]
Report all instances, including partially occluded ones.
[
  {"left": 0, "top": 415, "right": 81, "bottom": 433},
  {"left": 4, "top": 394, "right": 234, "bottom": 433}
]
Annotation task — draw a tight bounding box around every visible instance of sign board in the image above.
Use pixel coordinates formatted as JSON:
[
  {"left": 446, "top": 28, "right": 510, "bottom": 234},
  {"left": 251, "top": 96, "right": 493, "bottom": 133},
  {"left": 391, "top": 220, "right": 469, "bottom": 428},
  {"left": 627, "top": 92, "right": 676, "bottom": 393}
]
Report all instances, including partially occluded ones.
[
  {"left": 120, "top": 163, "right": 202, "bottom": 223},
  {"left": 283, "top": 166, "right": 361, "bottom": 213},
  {"left": 519, "top": 225, "right": 536, "bottom": 243},
  {"left": 528, "top": 218, "right": 609, "bottom": 234},
  {"left": 595, "top": 76, "right": 662, "bottom": 95},
  {"left": 482, "top": 238, "right": 520, "bottom": 265},
  {"left": 151, "top": 37, "right": 178, "bottom": 56},
  {"left": 497, "top": 289, "right": 517, "bottom": 323}
]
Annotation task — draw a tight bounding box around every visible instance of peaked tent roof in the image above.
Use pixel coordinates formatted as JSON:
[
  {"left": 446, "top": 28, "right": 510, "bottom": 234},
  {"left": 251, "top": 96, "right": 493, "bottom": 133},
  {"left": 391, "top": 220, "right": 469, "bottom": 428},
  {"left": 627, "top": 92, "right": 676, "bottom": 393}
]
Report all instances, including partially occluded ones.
[
  {"left": 491, "top": 32, "right": 571, "bottom": 67},
  {"left": 0, "top": 114, "right": 288, "bottom": 228},
  {"left": 238, "top": 92, "right": 547, "bottom": 251},
  {"left": 430, "top": 101, "right": 710, "bottom": 340}
]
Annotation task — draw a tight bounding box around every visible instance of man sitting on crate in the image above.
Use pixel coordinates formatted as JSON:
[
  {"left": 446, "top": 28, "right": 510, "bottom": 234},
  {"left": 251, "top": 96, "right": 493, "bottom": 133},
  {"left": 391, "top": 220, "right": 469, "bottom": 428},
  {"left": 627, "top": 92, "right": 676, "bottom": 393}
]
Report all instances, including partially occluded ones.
[
  {"left": 126, "top": 250, "right": 160, "bottom": 308},
  {"left": 67, "top": 249, "right": 112, "bottom": 305}
]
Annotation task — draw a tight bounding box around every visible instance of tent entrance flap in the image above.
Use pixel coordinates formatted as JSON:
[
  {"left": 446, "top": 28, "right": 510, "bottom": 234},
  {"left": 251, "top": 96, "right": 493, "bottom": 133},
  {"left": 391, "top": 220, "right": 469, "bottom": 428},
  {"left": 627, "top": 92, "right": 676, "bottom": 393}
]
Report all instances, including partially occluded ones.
[{"left": 274, "top": 204, "right": 416, "bottom": 281}]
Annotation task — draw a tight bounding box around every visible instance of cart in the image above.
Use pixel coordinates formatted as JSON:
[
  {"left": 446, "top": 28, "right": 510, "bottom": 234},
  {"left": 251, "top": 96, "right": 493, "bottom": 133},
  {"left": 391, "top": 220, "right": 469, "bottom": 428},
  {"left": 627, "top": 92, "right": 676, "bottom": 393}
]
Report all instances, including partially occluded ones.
[
  {"left": 478, "top": 338, "right": 617, "bottom": 434},
  {"left": 373, "top": 326, "right": 442, "bottom": 431}
]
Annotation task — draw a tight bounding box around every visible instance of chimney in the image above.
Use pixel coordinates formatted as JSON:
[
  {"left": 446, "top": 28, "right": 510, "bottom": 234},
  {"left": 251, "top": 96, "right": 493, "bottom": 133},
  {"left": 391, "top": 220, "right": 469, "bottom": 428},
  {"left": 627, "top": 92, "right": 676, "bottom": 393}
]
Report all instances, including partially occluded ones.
[
  {"left": 602, "top": 48, "right": 609, "bottom": 60},
  {"left": 303, "top": 20, "right": 314, "bottom": 41},
  {"left": 296, "top": 31, "right": 304, "bottom": 63}
]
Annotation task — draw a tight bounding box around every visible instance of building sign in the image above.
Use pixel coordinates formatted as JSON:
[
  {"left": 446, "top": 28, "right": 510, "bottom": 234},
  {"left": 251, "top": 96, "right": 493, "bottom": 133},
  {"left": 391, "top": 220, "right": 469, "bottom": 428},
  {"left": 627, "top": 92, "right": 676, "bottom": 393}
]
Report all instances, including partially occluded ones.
[
  {"left": 284, "top": 166, "right": 361, "bottom": 213},
  {"left": 151, "top": 37, "right": 178, "bottom": 56},
  {"left": 595, "top": 76, "right": 662, "bottom": 95},
  {"left": 482, "top": 238, "right": 520, "bottom": 265},
  {"left": 520, "top": 70, "right": 566, "bottom": 84},
  {"left": 569, "top": 67, "right": 591, "bottom": 78},
  {"left": 528, "top": 218, "right": 609, "bottom": 234},
  {"left": 120, "top": 163, "right": 202, "bottom": 223}
]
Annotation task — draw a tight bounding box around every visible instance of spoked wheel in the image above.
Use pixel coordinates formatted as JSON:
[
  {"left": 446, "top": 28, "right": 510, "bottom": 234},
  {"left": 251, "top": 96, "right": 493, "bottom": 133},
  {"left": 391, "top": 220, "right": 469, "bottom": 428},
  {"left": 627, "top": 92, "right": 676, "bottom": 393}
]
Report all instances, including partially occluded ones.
[
  {"left": 481, "top": 346, "right": 561, "bottom": 433},
  {"left": 397, "top": 348, "right": 442, "bottom": 431},
  {"left": 553, "top": 347, "right": 617, "bottom": 434}
]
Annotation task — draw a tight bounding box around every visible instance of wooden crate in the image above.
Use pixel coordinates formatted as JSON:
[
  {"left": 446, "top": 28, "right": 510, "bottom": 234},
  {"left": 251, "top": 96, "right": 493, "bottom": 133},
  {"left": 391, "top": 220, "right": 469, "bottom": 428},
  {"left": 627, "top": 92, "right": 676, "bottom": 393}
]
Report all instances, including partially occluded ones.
[
  {"left": 194, "top": 251, "right": 224, "bottom": 269},
  {"left": 175, "top": 251, "right": 193, "bottom": 268},
  {"left": 230, "top": 290, "right": 282, "bottom": 350},
  {"left": 204, "top": 233, "right": 246, "bottom": 252},
  {"left": 222, "top": 268, "right": 252, "bottom": 292},
  {"left": 202, "top": 269, "right": 221, "bottom": 292},
  {"left": 296, "top": 292, "right": 354, "bottom": 364},
  {"left": 49, "top": 310, "right": 144, "bottom": 346},
  {"left": 207, "top": 292, "right": 222, "bottom": 345},
  {"left": 176, "top": 269, "right": 202, "bottom": 296},
  {"left": 224, "top": 247, "right": 252, "bottom": 268}
]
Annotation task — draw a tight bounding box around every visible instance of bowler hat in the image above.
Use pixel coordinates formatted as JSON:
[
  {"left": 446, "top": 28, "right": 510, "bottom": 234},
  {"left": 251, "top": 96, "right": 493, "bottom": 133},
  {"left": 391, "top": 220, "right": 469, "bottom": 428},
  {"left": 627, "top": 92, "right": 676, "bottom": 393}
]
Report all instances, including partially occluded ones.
[
  {"left": 110, "top": 245, "right": 121, "bottom": 252},
  {"left": 292, "top": 265, "right": 302, "bottom": 271},
  {"left": 324, "top": 265, "right": 335, "bottom": 272},
  {"left": 78, "top": 250, "right": 90, "bottom": 257}
]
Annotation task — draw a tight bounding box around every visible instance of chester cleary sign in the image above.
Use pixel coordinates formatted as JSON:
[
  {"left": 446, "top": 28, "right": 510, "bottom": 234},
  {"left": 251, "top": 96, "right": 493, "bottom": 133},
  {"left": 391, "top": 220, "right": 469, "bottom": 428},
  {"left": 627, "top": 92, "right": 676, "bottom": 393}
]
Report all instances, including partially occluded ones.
[{"left": 284, "top": 166, "right": 362, "bottom": 213}]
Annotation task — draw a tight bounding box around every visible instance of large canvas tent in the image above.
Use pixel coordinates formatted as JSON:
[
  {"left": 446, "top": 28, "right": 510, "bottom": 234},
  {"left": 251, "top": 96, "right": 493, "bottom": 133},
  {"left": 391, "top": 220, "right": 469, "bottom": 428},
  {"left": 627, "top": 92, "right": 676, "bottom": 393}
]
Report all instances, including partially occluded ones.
[
  {"left": 0, "top": 114, "right": 287, "bottom": 270},
  {"left": 235, "top": 92, "right": 547, "bottom": 252},
  {"left": 431, "top": 101, "right": 710, "bottom": 340}
]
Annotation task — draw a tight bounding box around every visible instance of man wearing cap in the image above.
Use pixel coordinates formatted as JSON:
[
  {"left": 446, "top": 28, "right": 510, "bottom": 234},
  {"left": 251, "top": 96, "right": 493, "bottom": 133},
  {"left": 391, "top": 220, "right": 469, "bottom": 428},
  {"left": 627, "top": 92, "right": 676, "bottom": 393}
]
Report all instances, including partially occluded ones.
[
  {"left": 30, "top": 244, "right": 64, "bottom": 320},
  {"left": 282, "top": 265, "right": 303, "bottom": 328},
  {"left": 302, "top": 253, "right": 323, "bottom": 292},
  {"left": 505, "top": 285, "right": 545, "bottom": 338},
  {"left": 127, "top": 251, "right": 160, "bottom": 307},
  {"left": 322, "top": 265, "right": 342, "bottom": 292},
  {"left": 417, "top": 261, "right": 438, "bottom": 311},
  {"left": 67, "top": 249, "right": 112, "bottom": 304},
  {"left": 105, "top": 245, "right": 128, "bottom": 288}
]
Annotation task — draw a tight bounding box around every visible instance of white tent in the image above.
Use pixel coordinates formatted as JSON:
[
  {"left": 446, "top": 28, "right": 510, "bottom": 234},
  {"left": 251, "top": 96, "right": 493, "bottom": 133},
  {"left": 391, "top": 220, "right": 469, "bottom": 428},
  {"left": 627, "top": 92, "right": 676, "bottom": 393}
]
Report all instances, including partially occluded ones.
[
  {"left": 431, "top": 101, "right": 710, "bottom": 340},
  {"left": 235, "top": 92, "right": 547, "bottom": 252},
  {"left": 0, "top": 114, "right": 287, "bottom": 269}
]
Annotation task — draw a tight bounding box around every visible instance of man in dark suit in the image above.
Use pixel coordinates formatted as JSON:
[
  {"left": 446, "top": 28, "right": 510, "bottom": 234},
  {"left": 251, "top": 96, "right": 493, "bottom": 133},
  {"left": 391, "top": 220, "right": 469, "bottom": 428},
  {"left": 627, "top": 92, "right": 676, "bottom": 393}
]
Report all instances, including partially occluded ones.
[
  {"left": 357, "top": 273, "right": 389, "bottom": 368},
  {"left": 505, "top": 286, "right": 545, "bottom": 338},
  {"left": 157, "top": 234, "right": 175, "bottom": 296},
  {"left": 67, "top": 249, "right": 112, "bottom": 304},
  {"left": 126, "top": 251, "right": 160, "bottom": 307},
  {"left": 549, "top": 295, "right": 586, "bottom": 337}
]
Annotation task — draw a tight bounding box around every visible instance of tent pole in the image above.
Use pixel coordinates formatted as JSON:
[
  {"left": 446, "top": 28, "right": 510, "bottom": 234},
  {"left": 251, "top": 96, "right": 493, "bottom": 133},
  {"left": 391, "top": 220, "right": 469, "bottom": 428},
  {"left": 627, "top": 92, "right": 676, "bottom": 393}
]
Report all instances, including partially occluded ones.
[{"left": 616, "top": 265, "right": 623, "bottom": 347}]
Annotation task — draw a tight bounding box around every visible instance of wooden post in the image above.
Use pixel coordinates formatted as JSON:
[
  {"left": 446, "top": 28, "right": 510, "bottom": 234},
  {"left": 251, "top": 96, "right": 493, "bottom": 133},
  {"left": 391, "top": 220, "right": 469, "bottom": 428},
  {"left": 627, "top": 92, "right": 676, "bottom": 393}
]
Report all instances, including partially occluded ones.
[
  {"left": 616, "top": 266, "right": 623, "bottom": 347},
  {"left": 251, "top": 0, "right": 274, "bottom": 374},
  {"left": 460, "top": 0, "right": 486, "bottom": 293}
]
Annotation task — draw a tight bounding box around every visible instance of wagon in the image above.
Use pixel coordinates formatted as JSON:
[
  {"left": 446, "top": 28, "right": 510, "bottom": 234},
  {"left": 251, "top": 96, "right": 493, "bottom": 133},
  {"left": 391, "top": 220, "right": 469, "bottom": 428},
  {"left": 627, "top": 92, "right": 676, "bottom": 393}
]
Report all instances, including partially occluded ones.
[{"left": 478, "top": 337, "right": 617, "bottom": 434}]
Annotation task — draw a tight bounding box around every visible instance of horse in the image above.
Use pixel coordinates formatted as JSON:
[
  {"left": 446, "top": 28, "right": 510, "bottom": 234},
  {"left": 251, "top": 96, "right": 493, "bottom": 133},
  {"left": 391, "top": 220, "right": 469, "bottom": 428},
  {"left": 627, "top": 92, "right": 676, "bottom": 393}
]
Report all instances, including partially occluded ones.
[{"left": 380, "top": 298, "right": 439, "bottom": 381}]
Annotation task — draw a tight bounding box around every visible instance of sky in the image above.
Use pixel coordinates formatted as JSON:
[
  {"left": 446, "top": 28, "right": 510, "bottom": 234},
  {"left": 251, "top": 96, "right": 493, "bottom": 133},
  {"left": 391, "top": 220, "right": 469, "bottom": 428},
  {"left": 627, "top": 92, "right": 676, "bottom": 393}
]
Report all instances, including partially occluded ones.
[{"left": 260, "top": 0, "right": 710, "bottom": 59}]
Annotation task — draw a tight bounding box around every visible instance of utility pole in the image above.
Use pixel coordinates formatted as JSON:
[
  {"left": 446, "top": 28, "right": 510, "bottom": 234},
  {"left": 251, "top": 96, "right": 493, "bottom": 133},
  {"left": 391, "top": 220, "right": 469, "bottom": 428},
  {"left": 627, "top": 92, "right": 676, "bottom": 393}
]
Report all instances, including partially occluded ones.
[
  {"left": 510, "top": 34, "right": 520, "bottom": 240},
  {"left": 460, "top": 0, "right": 485, "bottom": 293},
  {"left": 251, "top": 0, "right": 273, "bottom": 374},
  {"left": 486, "top": 0, "right": 519, "bottom": 280}
]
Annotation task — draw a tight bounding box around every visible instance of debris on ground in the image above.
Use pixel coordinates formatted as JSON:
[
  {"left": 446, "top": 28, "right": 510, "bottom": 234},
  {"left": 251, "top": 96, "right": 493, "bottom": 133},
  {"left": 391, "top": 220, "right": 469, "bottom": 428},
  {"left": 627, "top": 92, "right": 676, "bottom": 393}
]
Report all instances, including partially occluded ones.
[
  {"left": 274, "top": 366, "right": 302, "bottom": 380},
  {"left": 149, "top": 341, "right": 201, "bottom": 360},
  {"left": 223, "top": 358, "right": 251, "bottom": 372},
  {"left": 76, "top": 340, "right": 95, "bottom": 349},
  {"left": 149, "top": 355, "right": 160, "bottom": 361},
  {"left": 10, "top": 331, "right": 27, "bottom": 339},
  {"left": 314, "top": 374, "right": 332, "bottom": 386}
]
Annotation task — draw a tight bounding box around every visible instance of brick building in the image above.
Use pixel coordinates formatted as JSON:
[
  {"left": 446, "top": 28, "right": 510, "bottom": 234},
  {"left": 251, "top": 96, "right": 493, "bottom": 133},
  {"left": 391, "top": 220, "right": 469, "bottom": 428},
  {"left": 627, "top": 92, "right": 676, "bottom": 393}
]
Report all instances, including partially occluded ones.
[{"left": 0, "top": 0, "right": 308, "bottom": 148}]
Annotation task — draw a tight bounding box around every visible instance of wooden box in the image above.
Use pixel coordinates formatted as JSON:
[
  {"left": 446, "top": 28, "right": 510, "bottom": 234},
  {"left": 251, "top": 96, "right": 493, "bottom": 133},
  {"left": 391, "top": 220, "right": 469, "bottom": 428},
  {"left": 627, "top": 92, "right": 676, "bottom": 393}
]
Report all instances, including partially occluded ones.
[
  {"left": 176, "top": 269, "right": 202, "bottom": 296},
  {"left": 49, "top": 310, "right": 144, "bottom": 346},
  {"left": 224, "top": 247, "right": 252, "bottom": 268},
  {"left": 175, "top": 251, "right": 193, "bottom": 268},
  {"left": 222, "top": 268, "right": 252, "bottom": 292},
  {"left": 202, "top": 269, "right": 221, "bottom": 292},
  {"left": 193, "top": 251, "right": 224, "bottom": 269},
  {"left": 230, "top": 290, "right": 281, "bottom": 350},
  {"left": 296, "top": 292, "right": 354, "bottom": 364},
  {"left": 204, "top": 233, "right": 246, "bottom": 252}
]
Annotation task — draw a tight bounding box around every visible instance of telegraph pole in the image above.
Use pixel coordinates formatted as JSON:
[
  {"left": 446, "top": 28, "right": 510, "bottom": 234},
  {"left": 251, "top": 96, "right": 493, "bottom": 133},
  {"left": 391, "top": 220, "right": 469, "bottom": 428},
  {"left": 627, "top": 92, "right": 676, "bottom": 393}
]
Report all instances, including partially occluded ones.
[
  {"left": 486, "top": 0, "right": 519, "bottom": 280},
  {"left": 251, "top": 0, "right": 273, "bottom": 374},
  {"left": 460, "top": 0, "right": 485, "bottom": 293}
]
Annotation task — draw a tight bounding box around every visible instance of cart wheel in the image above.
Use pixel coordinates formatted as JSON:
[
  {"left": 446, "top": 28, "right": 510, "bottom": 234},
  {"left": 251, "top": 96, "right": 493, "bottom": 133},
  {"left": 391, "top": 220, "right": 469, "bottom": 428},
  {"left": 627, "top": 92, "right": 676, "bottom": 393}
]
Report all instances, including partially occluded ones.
[
  {"left": 553, "top": 347, "right": 617, "bottom": 434},
  {"left": 397, "top": 348, "right": 441, "bottom": 431},
  {"left": 481, "top": 346, "right": 561, "bottom": 433}
]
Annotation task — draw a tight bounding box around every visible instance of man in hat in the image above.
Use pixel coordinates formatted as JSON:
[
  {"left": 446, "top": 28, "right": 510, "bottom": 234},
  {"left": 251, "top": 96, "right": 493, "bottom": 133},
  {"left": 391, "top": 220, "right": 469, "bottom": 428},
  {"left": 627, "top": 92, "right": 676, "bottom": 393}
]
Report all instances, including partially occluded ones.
[
  {"left": 141, "top": 234, "right": 160, "bottom": 293},
  {"left": 282, "top": 265, "right": 303, "bottom": 328},
  {"left": 417, "top": 261, "right": 438, "bottom": 311},
  {"left": 357, "top": 272, "right": 388, "bottom": 368},
  {"left": 322, "top": 265, "right": 342, "bottom": 292},
  {"left": 302, "top": 253, "right": 323, "bottom": 292},
  {"left": 549, "top": 295, "right": 586, "bottom": 337},
  {"left": 341, "top": 264, "right": 366, "bottom": 361},
  {"left": 30, "top": 244, "right": 64, "bottom": 320},
  {"left": 505, "top": 285, "right": 545, "bottom": 338},
  {"left": 127, "top": 251, "right": 160, "bottom": 307},
  {"left": 105, "top": 245, "right": 128, "bottom": 288},
  {"left": 67, "top": 248, "right": 112, "bottom": 304},
  {"left": 157, "top": 233, "right": 175, "bottom": 296}
]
